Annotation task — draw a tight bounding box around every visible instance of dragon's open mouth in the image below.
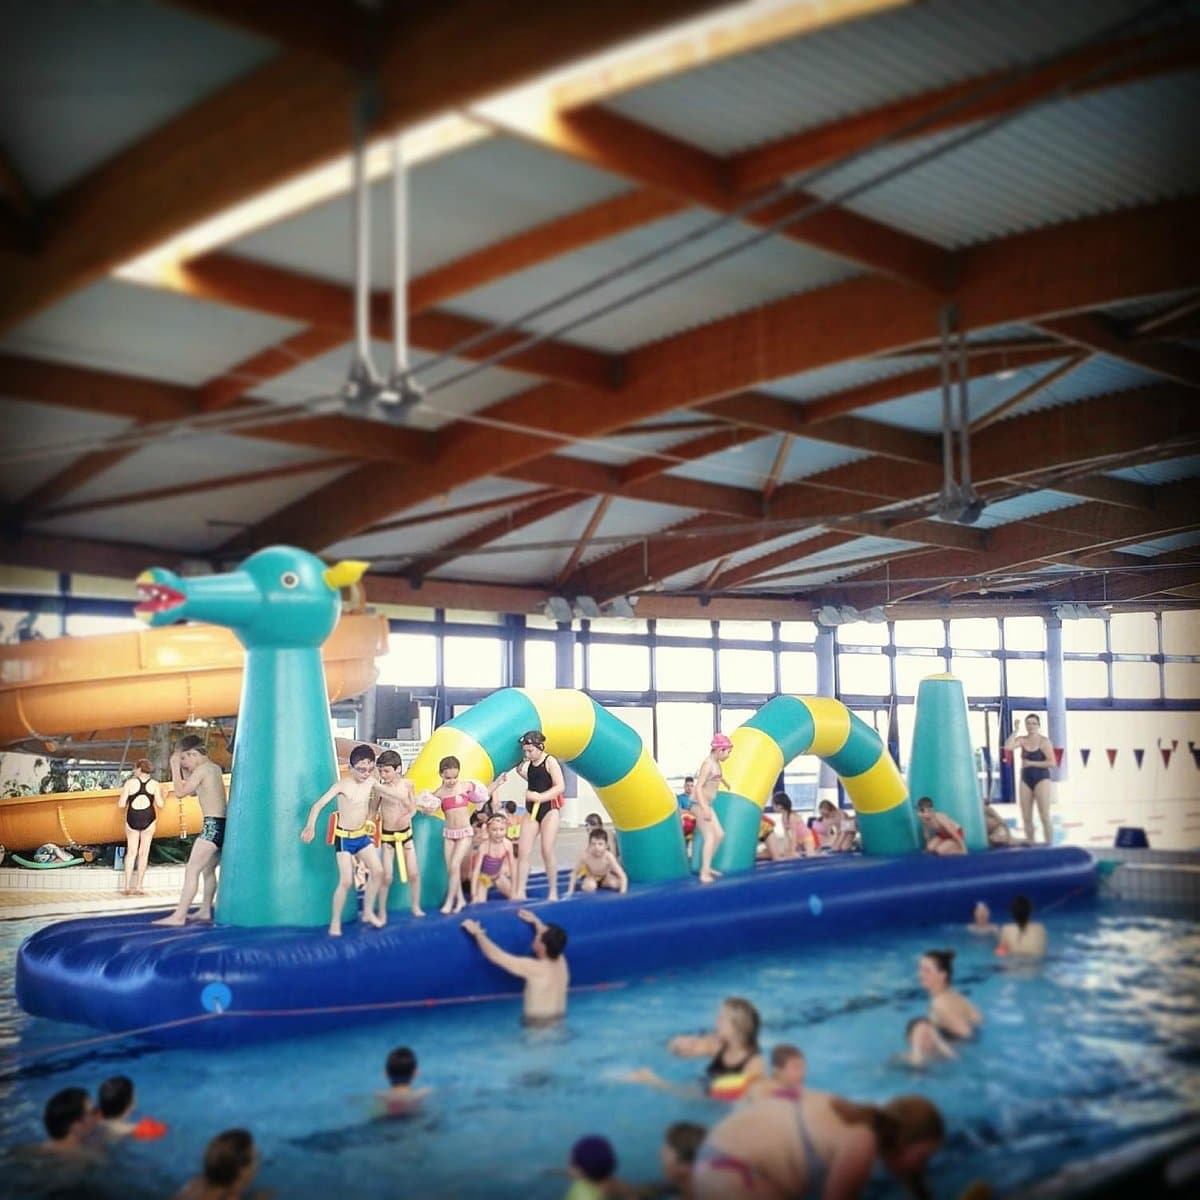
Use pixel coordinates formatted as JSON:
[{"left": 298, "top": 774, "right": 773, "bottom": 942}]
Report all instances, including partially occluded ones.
[{"left": 134, "top": 579, "right": 185, "bottom": 618}]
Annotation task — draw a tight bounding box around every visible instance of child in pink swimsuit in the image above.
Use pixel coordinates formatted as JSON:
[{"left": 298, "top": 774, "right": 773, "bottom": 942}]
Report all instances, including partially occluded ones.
[{"left": 416, "top": 755, "right": 487, "bottom": 915}]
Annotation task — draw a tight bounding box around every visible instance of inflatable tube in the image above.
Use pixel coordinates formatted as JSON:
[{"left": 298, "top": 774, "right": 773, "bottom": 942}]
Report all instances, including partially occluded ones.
[
  {"left": 404, "top": 688, "right": 689, "bottom": 907},
  {"left": 11, "top": 854, "right": 85, "bottom": 869},
  {"left": 16, "top": 847, "right": 1096, "bottom": 1047},
  {"left": 709, "top": 696, "right": 919, "bottom": 873}
]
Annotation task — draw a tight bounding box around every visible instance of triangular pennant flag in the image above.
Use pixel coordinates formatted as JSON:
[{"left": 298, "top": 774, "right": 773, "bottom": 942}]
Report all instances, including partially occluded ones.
[
  {"left": 1172, "top": 739, "right": 1179, "bottom": 751},
  {"left": 1106, "top": 748, "right": 1118, "bottom": 767},
  {"left": 1053, "top": 747, "right": 1065, "bottom": 768},
  {"left": 1192, "top": 747, "right": 1200, "bottom": 770},
  {"left": 1133, "top": 748, "right": 1145, "bottom": 769},
  {"left": 1080, "top": 748, "right": 1092, "bottom": 767},
  {"left": 1161, "top": 748, "right": 1172, "bottom": 769}
]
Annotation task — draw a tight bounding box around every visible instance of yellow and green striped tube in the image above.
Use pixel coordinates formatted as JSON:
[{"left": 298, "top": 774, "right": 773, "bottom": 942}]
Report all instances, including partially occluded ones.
[
  {"left": 405, "top": 689, "right": 689, "bottom": 896},
  {"left": 710, "top": 695, "right": 920, "bottom": 871}
]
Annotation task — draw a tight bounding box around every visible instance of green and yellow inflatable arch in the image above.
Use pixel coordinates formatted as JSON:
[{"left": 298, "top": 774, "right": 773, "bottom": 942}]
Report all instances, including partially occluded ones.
[{"left": 399, "top": 689, "right": 919, "bottom": 907}]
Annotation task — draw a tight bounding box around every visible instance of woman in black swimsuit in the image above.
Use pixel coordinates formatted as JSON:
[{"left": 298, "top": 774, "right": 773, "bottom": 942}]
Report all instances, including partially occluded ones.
[
  {"left": 118, "top": 758, "right": 163, "bottom": 895},
  {"left": 1004, "top": 714, "right": 1055, "bottom": 844}
]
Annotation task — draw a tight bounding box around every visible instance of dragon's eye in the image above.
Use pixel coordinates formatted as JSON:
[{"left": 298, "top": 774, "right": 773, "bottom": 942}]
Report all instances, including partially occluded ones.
[{"left": 281, "top": 572, "right": 300, "bottom": 589}]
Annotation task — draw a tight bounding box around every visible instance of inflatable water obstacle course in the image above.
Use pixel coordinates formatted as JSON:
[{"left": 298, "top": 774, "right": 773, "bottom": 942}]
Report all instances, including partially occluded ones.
[{"left": 16, "top": 547, "right": 1096, "bottom": 1046}]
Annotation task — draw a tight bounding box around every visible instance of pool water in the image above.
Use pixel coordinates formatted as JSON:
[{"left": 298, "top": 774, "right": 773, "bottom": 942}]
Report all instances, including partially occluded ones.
[{"left": 2, "top": 900, "right": 1198, "bottom": 1198}]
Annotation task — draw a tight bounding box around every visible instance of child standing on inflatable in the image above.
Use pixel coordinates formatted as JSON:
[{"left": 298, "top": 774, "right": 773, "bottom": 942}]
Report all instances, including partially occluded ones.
[
  {"left": 471, "top": 812, "right": 516, "bottom": 902},
  {"left": 371, "top": 750, "right": 423, "bottom": 920},
  {"left": 300, "top": 743, "right": 386, "bottom": 936},
  {"left": 694, "top": 734, "right": 731, "bottom": 884},
  {"left": 512, "top": 730, "right": 566, "bottom": 903},
  {"left": 415, "top": 755, "right": 488, "bottom": 916}
]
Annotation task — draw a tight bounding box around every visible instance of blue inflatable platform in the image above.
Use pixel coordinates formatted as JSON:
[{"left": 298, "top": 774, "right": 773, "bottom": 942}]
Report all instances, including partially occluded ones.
[{"left": 16, "top": 847, "right": 1095, "bottom": 1047}]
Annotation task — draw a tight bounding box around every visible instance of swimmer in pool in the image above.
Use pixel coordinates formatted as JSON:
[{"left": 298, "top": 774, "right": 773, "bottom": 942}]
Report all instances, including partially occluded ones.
[
  {"left": 997, "top": 895, "right": 1047, "bottom": 959},
  {"left": 897, "top": 1017, "right": 956, "bottom": 1069},
  {"left": 461, "top": 908, "right": 569, "bottom": 1024},
  {"left": 967, "top": 901, "right": 999, "bottom": 936},
  {"left": 746, "top": 1044, "right": 806, "bottom": 1101},
  {"left": 37, "top": 1088, "right": 103, "bottom": 1161},
  {"left": 628, "top": 997, "right": 765, "bottom": 1101},
  {"left": 919, "top": 950, "right": 982, "bottom": 1040},
  {"left": 300, "top": 743, "right": 386, "bottom": 936},
  {"left": 692, "top": 1090, "right": 944, "bottom": 1200},
  {"left": 376, "top": 1045, "right": 430, "bottom": 1117},
  {"left": 173, "top": 1128, "right": 261, "bottom": 1200}
]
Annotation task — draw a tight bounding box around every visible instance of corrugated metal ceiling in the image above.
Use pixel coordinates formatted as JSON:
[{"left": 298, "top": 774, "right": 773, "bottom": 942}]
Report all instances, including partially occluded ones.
[
  {"left": 601, "top": 0, "right": 1171, "bottom": 155},
  {"left": 1108, "top": 454, "right": 1200, "bottom": 485},
  {"left": 0, "top": 1, "right": 271, "bottom": 197},
  {"left": 442, "top": 208, "right": 861, "bottom": 353},
  {"left": 970, "top": 489, "right": 1087, "bottom": 529},
  {"left": 228, "top": 134, "right": 633, "bottom": 287},
  {"left": 0, "top": 278, "right": 303, "bottom": 386},
  {"left": 802, "top": 73, "right": 1200, "bottom": 249}
]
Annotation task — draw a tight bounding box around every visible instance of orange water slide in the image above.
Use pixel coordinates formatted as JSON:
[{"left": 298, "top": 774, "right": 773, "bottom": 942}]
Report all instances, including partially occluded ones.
[{"left": 0, "top": 613, "right": 388, "bottom": 852}]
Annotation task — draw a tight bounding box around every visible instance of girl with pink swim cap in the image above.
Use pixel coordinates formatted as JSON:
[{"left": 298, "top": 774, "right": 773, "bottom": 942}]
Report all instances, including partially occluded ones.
[{"left": 693, "top": 733, "right": 732, "bottom": 883}]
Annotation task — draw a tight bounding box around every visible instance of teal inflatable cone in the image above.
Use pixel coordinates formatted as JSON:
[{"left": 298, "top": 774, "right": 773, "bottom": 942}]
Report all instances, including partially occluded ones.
[{"left": 907, "top": 674, "right": 988, "bottom": 851}]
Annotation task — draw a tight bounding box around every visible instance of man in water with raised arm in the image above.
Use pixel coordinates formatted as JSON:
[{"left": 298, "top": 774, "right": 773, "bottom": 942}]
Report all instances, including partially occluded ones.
[
  {"left": 461, "top": 908, "right": 569, "bottom": 1025},
  {"left": 153, "top": 735, "right": 228, "bottom": 927}
]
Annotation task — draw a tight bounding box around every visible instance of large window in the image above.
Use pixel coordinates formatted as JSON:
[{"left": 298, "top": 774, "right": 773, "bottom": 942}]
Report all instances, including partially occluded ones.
[
  {"left": 1112, "top": 660, "right": 1160, "bottom": 700},
  {"left": 589, "top": 641, "right": 650, "bottom": 692},
  {"left": 1109, "top": 612, "right": 1157, "bottom": 655},
  {"left": 1061, "top": 618, "right": 1107, "bottom": 654},
  {"left": 779, "top": 651, "right": 818, "bottom": 695},
  {"left": 838, "top": 650, "right": 890, "bottom": 695},
  {"left": 1004, "top": 617, "right": 1045, "bottom": 651},
  {"left": 718, "top": 647, "right": 774, "bottom": 694},
  {"left": 894, "top": 619, "right": 945, "bottom": 648},
  {"left": 837, "top": 620, "right": 888, "bottom": 647},
  {"left": 524, "top": 639, "right": 557, "bottom": 689},
  {"left": 949, "top": 618, "right": 999, "bottom": 650},
  {"left": 1063, "top": 659, "right": 1108, "bottom": 700},
  {"left": 378, "top": 632, "right": 437, "bottom": 686},
  {"left": 1005, "top": 657, "right": 1045, "bottom": 698},
  {"left": 655, "top": 702, "right": 714, "bottom": 779},
  {"left": 950, "top": 654, "right": 1000, "bottom": 695},
  {"left": 718, "top": 620, "right": 772, "bottom": 642},
  {"left": 896, "top": 652, "right": 942, "bottom": 697},
  {"left": 443, "top": 636, "right": 502, "bottom": 688},
  {"left": 656, "top": 644, "right": 713, "bottom": 692}
]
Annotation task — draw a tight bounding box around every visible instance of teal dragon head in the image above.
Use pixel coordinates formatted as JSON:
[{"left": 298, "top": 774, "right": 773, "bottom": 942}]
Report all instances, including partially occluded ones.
[{"left": 135, "top": 546, "right": 369, "bottom": 647}]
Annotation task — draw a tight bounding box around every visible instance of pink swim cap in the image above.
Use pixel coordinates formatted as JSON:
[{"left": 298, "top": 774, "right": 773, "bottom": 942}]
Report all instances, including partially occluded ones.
[{"left": 711, "top": 733, "right": 733, "bottom": 750}]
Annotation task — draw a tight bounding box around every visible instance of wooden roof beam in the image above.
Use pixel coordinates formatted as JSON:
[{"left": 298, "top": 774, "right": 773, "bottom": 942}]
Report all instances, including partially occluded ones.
[
  {"left": 162, "top": 1, "right": 372, "bottom": 64},
  {"left": 1035, "top": 312, "right": 1200, "bottom": 389},
  {"left": 235, "top": 200, "right": 1200, "bottom": 555},
  {"left": 0, "top": 0, "right": 727, "bottom": 333}
]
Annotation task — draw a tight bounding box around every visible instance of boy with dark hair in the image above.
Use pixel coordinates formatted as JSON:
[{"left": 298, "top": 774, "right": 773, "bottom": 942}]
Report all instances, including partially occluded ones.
[
  {"left": 153, "top": 734, "right": 228, "bottom": 927},
  {"left": 98, "top": 1076, "right": 135, "bottom": 1136},
  {"left": 371, "top": 749, "right": 423, "bottom": 920},
  {"left": 41, "top": 1087, "right": 100, "bottom": 1157},
  {"left": 377, "top": 1045, "right": 430, "bottom": 1116},
  {"left": 461, "top": 907, "right": 569, "bottom": 1024},
  {"left": 301, "top": 744, "right": 386, "bottom": 936},
  {"left": 567, "top": 827, "right": 628, "bottom": 896}
]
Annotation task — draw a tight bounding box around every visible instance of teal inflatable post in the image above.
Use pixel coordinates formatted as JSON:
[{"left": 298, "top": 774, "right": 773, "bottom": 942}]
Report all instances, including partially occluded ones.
[
  {"left": 137, "top": 547, "right": 370, "bottom": 927},
  {"left": 907, "top": 674, "right": 988, "bottom": 851}
]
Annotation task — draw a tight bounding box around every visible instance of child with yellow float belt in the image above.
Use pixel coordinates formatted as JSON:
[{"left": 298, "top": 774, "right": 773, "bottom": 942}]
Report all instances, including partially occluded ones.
[
  {"left": 625, "top": 998, "right": 765, "bottom": 1102},
  {"left": 372, "top": 749, "right": 424, "bottom": 920},
  {"left": 299, "top": 743, "right": 386, "bottom": 937}
]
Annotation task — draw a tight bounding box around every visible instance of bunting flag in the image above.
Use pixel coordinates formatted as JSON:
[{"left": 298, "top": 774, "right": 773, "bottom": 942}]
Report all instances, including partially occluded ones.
[
  {"left": 1106, "top": 748, "right": 1118, "bottom": 767},
  {"left": 1161, "top": 748, "right": 1173, "bottom": 769},
  {"left": 1133, "top": 748, "right": 1145, "bottom": 769},
  {"left": 1080, "top": 748, "right": 1092, "bottom": 767},
  {"left": 1192, "top": 747, "right": 1200, "bottom": 770},
  {"left": 1053, "top": 746, "right": 1065, "bottom": 768},
  {"left": 1172, "top": 739, "right": 1179, "bottom": 751}
]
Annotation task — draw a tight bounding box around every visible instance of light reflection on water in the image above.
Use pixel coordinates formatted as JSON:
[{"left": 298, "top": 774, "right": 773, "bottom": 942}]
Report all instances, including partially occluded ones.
[{"left": 1, "top": 901, "right": 1197, "bottom": 1198}]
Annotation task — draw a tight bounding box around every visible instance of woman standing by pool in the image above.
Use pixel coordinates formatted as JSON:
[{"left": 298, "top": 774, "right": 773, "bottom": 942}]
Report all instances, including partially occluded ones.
[
  {"left": 692, "top": 1090, "right": 944, "bottom": 1199},
  {"left": 919, "top": 950, "right": 981, "bottom": 1040},
  {"left": 1005, "top": 714, "right": 1056, "bottom": 844},
  {"left": 117, "top": 758, "right": 162, "bottom": 896},
  {"left": 512, "top": 730, "right": 565, "bottom": 903}
]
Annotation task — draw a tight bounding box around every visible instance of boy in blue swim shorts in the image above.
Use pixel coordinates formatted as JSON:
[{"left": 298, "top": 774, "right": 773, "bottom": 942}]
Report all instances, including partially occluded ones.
[{"left": 301, "top": 744, "right": 385, "bottom": 936}]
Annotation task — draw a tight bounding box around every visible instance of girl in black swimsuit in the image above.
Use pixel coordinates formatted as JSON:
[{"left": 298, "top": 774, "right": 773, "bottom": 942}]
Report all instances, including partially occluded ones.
[
  {"left": 512, "top": 731, "right": 566, "bottom": 902},
  {"left": 119, "top": 758, "right": 163, "bottom": 896}
]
